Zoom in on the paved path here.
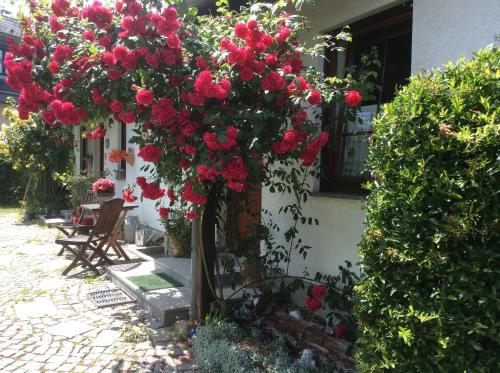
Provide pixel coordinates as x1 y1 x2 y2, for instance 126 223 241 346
0 211 192 373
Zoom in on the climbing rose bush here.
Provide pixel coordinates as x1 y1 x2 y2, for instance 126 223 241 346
6 0 360 219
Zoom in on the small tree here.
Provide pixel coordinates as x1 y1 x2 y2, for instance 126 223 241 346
1 101 73 213
356 47 499 372
6 0 364 316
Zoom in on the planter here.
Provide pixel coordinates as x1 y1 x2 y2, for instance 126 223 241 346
95 191 115 203
171 237 185 257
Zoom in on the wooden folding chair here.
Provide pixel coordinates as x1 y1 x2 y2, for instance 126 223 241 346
54 190 97 256
56 198 125 276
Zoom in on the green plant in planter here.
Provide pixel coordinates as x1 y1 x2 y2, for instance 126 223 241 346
355 47 500 372
165 211 192 257
63 174 95 209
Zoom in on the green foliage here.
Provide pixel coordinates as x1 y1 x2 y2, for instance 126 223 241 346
192 320 337 372
63 174 95 208
0 157 24 203
164 210 192 257
355 47 500 372
1 101 74 214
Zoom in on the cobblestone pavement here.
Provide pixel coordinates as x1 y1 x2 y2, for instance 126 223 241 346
0 211 193 373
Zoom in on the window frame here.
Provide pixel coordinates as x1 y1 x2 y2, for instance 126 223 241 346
320 3 413 195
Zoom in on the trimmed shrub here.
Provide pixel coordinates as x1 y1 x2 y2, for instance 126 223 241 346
355 47 500 372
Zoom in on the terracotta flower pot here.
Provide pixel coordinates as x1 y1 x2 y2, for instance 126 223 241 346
171 237 185 257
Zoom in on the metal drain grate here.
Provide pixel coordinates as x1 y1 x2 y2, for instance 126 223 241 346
87 288 134 308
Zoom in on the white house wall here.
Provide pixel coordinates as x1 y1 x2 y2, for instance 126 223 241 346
411 0 500 73
102 122 165 231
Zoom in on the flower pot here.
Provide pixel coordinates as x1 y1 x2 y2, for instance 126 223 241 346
95 191 115 203
171 237 185 257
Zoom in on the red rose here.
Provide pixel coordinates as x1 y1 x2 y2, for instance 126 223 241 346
110 100 123 113
305 296 323 312
312 284 327 299
118 111 136 123
334 324 348 339
138 144 162 163
122 189 138 203
82 31 96 42
166 188 177 201
307 90 322 105
239 67 254 82
265 53 278 65
102 52 116 66
344 90 362 108
49 60 60 74
136 177 147 187
166 34 181 49
261 71 286 91
234 23 248 39
159 207 170 219
135 89 154 106
186 211 199 220
108 70 122 80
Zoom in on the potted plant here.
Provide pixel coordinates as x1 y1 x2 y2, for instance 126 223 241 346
92 178 115 202
162 210 191 257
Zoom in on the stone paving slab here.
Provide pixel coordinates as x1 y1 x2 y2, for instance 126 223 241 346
14 297 59 319
0 211 193 372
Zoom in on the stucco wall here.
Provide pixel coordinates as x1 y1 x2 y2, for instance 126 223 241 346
102 123 165 231
264 0 404 279
411 0 500 73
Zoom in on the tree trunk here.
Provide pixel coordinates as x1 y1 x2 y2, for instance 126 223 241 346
195 187 217 319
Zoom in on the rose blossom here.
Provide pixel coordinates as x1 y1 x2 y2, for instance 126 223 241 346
344 90 362 107
135 89 154 106
138 144 162 162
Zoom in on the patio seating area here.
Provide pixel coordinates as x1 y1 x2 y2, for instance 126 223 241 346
0 209 193 372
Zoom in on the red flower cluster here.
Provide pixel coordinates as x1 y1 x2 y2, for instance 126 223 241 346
151 97 177 125
150 7 181 37
194 70 231 100
261 71 286 91
203 127 238 151
136 177 165 200
305 284 327 313
82 1 113 29
272 129 306 155
299 132 330 166
87 127 107 139
108 148 127 163
138 144 162 163
49 99 87 125
122 188 138 202
92 178 115 193
159 207 170 218
182 181 207 205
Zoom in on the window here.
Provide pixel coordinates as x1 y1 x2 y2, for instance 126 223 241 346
0 47 6 75
321 3 412 194
119 121 127 176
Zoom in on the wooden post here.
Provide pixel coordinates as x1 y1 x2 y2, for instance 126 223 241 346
189 219 198 320
194 187 217 319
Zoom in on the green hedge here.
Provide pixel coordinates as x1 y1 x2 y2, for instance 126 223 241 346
355 47 499 372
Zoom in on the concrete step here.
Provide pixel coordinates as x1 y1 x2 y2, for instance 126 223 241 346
107 259 246 326
106 261 189 327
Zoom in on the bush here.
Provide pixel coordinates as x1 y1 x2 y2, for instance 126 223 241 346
355 47 499 372
191 320 337 372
